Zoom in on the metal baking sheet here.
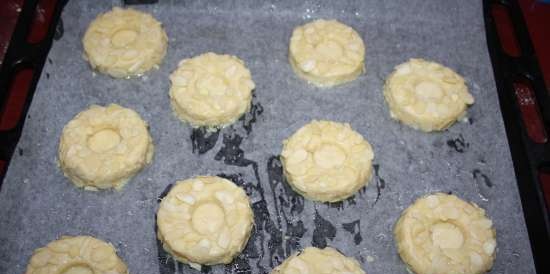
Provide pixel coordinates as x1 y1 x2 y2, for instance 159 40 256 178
0 0 536 273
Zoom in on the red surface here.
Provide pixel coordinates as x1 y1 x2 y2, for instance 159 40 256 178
0 0 24 66
27 0 58 43
0 68 34 131
0 0 58 132
491 4 522 57
513 78 548 143
520 0 550 91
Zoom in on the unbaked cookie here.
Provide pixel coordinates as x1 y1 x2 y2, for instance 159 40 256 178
394 193 496 274
289 19 365 87
281 120 374 202
83 7 168 78
271 247 366 274
25 235 128 274
384 59 474 132
156 176 254 269
58 104 154 191
169 52 255 128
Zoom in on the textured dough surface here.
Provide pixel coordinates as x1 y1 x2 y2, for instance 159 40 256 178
289 19 365 87
58 104 154 191
384 58 474 132
394 193 497 274
169 52 255 128
281 120 374 202
271 247 366 274
25 235 128 274
83 7 168 78
157 176 254 268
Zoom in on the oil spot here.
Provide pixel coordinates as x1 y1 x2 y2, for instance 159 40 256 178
240 94 264 135
342 220 363 245
18 148 23 156
54 18 64 41
473 169 493 188
190 127 220 154
217 173 282 271
326 195 357 210
46 73 50 79
155 213 181 274
47 58 52 65
447 134 469 153
157 184 173 202
472 169 493 201
373 164 386 205
224 256 252 274
267 156 305 255
312 209 336 248
285 220 306 252
215 133 256 167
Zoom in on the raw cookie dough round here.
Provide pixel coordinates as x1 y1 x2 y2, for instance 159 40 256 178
58 104 154 191
25 235 128 274
289 19 365 87
156 176 254 269
384 58 474 132
394 193 497 274
83 7 168 78
169 52 255 128
271 247 366 274
281 120 374 202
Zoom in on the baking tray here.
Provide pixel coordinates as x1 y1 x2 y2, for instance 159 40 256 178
0 1 537 273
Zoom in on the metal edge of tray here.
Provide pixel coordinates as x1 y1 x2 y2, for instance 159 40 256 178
0 0 68 187
483 0 550 273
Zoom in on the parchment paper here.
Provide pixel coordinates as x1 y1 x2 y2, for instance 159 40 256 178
0 1 536 273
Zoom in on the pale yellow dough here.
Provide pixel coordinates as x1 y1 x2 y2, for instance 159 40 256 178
58 104 154 191
169 52 255 128
271 247 366 274
384 59 474 132
394 193 497 274
156 176 254 269
25 235 128 274
289 19 365 87
281 120 374 202
83 7 168 78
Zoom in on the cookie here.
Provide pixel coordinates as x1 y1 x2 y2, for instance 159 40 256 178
58 104 154 190
394 193 496 274
271 247 366 274
156 176 254 269
83 7 168 78
25 235 128 274
384 59 474 132
289 19 365 87
281 120 374 202
169 53 255 128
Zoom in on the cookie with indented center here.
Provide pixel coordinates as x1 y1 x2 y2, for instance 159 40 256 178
25 235 128 274
156 176 254 270
384 59 474 132
394 193 496 274
271 247 366 274
58 104 154 191
289 19 365 87
169 52 255 128
83 7 168 78
281 120 374 202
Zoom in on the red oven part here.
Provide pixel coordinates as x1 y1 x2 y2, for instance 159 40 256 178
0 0 24 66
520 0 550 91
